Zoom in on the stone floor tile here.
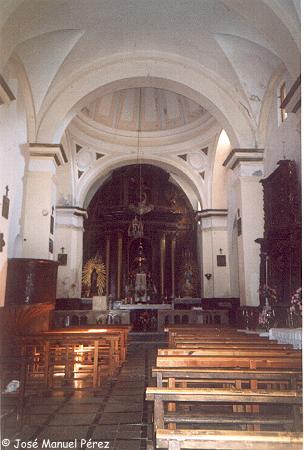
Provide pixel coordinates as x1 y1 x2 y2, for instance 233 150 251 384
27 404 60 415
48 413 96 426
67 396 105 404
60 403 101 413
104 403 143 413
98 412 142 425
92 424 118 439
117 424 142 438
24 414 50 426
113 439 142 450
36 425 89 440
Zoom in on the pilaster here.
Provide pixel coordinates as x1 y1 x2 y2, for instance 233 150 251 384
55 206 87 298
224 149 264 306
22 144 65 259
197 209 231 298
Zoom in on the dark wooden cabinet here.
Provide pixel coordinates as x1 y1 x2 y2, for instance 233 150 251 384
257 160 301 305
5 258 59 305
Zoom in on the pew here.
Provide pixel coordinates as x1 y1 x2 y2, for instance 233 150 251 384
155 429 303 449
156 355 302 369
20 327 130 392
146 387 302 431
152 367 302 391
158 348 300 357
148 326 303 448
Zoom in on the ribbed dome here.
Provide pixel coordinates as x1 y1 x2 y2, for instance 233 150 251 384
82 87 208 132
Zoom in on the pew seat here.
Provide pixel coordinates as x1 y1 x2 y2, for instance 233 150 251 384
156 429 303 449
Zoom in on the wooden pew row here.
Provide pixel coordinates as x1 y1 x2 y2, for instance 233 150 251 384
146 387 302 431
164 326 260 345
46 325 132 363
152 367 302 391
156 355 302 370
149 326 303 447
158 348 300 358
170 337 281 348
20 329 129 393
173 342 293 349
155 429 303 450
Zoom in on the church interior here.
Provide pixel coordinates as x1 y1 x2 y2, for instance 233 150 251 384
0 1 302 449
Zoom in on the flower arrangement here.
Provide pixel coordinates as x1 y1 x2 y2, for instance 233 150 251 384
258 284 277 306
259 308 271 328
290 287 302 316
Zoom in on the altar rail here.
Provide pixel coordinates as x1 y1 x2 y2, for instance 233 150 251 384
157 309 229 331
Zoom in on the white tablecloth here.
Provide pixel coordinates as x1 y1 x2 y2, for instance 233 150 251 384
269 328 302 349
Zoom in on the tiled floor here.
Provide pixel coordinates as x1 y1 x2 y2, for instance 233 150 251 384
1 338 164 450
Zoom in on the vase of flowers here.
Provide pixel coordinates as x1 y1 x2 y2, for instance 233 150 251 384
289 287 302 328
258 285 277 331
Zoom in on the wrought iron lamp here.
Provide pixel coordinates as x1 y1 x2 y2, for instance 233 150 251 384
128 87 153 238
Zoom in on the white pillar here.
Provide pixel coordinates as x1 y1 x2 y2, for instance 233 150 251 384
55 207 87 298
198 210 231 298
224 149 264 306
21 144 65 259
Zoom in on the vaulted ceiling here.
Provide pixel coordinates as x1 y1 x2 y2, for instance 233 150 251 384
1 0 300 144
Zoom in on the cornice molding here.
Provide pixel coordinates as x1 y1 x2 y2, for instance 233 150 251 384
223 149 264 170
28 143 66 166
196 209 228 220
56 206 88 219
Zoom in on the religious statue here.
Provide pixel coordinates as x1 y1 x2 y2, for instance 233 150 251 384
179 260 198 297
82 255 106 297
89 268 98 297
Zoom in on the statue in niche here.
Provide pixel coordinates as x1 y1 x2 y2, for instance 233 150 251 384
82 255 106 298
89 268 98 297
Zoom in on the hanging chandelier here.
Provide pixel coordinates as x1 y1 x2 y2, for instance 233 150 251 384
128 88 153 238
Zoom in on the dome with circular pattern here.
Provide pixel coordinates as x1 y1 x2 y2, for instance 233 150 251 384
81 87 210 132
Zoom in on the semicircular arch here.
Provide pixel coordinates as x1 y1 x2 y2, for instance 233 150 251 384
37 52 257 149
77 154 206 210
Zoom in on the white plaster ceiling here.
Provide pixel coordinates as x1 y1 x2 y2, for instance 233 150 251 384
81 87 208 132
1 0 300 135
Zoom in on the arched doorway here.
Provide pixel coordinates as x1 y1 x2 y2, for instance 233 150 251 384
83 164 200 302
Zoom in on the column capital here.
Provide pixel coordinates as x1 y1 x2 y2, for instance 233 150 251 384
56 206 87 218
56 206 87 230
28 143 67 166
196 209 228 231
223 148 264 175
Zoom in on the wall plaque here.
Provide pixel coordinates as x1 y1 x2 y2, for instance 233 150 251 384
217 254 227 267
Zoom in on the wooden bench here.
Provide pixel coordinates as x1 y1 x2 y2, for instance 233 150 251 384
152 367 302 391
20 329 125 392
146 387 302 431
155 429 303 449
158 348 300 358
156 354 302 370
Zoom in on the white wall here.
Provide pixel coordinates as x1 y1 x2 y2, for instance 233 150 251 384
0 69 27 306
263 72 301 178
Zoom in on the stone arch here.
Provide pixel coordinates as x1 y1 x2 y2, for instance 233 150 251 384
77 154 206 210
36 52 257 148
